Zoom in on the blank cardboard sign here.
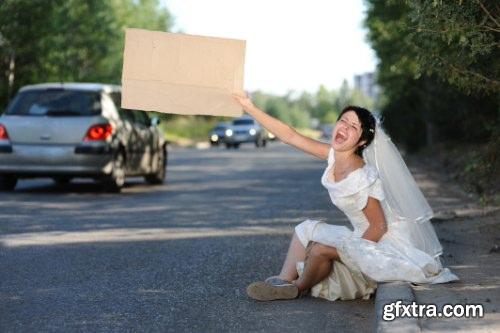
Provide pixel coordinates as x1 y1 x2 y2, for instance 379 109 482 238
121 28 246 117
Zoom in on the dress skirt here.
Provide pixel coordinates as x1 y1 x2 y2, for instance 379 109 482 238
294 219 377 301
294 218 458 302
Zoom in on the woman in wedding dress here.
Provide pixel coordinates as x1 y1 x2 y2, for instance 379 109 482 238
232 93 459 302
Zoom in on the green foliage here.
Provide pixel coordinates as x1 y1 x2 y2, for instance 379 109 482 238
312 85 336 120
407 0 499 95
288 104 311 128
159 115 224 142
364 0 499 151
0 0 172 110
265 96 292 124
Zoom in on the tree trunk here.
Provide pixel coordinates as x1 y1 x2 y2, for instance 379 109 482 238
425 120 435 146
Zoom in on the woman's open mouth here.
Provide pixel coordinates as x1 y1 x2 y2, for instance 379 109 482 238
334 131 348 144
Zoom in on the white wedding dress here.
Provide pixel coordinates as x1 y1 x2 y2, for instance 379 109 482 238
294 147 459 301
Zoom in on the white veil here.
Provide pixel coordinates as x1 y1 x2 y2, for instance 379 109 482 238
362 118 443 258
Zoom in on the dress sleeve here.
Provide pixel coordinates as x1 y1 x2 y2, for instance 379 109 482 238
356 166 385 211
368 178 385 201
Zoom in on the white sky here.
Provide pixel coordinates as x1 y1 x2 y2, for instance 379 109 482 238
162 0 377 95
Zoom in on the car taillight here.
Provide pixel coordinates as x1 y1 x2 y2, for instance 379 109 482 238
83 124 113 141
0 124 9 140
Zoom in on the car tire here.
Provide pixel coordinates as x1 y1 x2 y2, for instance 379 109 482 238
225 143 232 149
233 143 240 149
255 138 266 148
102 151 125 193
145 145 167 185
53 176 72 185
0 175 17 191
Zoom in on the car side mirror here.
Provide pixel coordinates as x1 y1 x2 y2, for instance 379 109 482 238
150 117 161 127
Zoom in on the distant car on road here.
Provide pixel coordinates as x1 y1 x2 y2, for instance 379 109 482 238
320 124 333 143
208 122 231 146
0 82 167 192
224 115 267 149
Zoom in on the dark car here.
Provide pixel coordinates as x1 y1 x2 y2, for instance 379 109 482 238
209 122 231 146
224 115 268 149
0 82 167 192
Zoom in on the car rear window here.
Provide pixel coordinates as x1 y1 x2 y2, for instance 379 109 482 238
232 119 254 125
5 89 101 116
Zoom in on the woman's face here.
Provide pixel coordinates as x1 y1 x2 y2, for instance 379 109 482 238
331 111 364 152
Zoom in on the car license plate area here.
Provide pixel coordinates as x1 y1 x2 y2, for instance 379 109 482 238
234 135 246 141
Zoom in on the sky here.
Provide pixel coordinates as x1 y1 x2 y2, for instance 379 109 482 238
162 0 377 95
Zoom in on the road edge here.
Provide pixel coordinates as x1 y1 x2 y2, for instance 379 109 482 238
374 282 421 333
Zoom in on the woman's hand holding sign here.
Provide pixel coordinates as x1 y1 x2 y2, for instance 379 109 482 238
232 92 255 112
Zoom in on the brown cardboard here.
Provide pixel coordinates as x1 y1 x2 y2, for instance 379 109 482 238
121 28 246 117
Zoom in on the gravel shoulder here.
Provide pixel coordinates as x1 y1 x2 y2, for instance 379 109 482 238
405 154 500 332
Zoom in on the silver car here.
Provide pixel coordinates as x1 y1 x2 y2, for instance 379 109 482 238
224 115 268 149
0 83 167 192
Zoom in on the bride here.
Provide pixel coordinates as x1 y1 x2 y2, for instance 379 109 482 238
232 93 459 301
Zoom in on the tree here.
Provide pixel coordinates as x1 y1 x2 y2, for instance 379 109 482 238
0 0 172 110
408 0 499 95
311 84 335 121
265 96 292 125
289 104 311 128
364 0 499 150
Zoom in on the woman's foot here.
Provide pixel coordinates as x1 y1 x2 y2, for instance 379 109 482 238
246 279 299 301
264 276 293 285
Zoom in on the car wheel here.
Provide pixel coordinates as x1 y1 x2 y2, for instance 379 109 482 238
225 143 232 149
255 138 266 148
53 176 72 185
145 145 167 185
102 151 125 193
233 143 240 149
0 175 17 191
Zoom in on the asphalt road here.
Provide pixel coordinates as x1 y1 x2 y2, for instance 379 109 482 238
0 141 374 332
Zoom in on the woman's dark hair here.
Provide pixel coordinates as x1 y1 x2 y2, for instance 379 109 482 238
337 105 376 157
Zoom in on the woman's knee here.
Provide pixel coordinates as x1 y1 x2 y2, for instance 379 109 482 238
294 219 320 249
307 243 338 260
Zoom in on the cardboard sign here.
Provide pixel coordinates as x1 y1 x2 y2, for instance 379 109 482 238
121 28 246 117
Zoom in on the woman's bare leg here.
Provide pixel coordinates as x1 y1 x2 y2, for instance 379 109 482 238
277 232 307 282
293 243 340 292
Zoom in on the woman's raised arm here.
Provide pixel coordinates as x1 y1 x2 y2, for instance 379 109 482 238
232 93 330 160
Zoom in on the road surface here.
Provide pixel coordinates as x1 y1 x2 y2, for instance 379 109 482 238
0 142 373 332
